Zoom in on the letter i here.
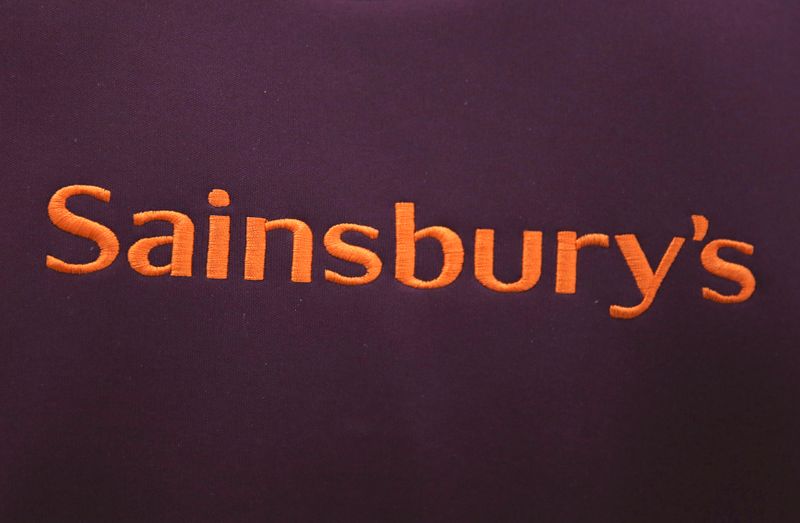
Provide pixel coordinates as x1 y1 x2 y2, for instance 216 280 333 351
206 188 230 279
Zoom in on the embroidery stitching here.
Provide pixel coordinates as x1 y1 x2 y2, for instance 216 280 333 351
324 223 382 286
206 189 231 279
610 235 685 319
395 202 464 289
474 229 542 292
691 214 709 242
244 217 313 282
46 185 119 274
45 186 759 319
129 211 195 277
555 232 609 294
701 239 756 304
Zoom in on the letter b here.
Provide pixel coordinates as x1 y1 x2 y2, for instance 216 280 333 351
395 202 464 288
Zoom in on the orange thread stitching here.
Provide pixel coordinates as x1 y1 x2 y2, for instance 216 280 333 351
555 232 609 294
46 185 120 274
207 188 230 207
324 223 382 285
244 217 266 280
609 234 684 319
395 202 464 289
207 216 230 279
45 191 759 319
691 215 709 241
127 236 173 276
474 229 542 292
244 217 313 282
701 239 755 303
128 211 195 277
206 189 231 279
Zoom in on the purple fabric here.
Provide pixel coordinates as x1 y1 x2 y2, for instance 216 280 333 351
2 1 799 520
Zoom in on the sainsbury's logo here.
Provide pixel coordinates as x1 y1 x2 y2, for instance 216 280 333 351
45 185 756 320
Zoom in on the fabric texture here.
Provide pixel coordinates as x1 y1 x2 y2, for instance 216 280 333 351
1 1 799 521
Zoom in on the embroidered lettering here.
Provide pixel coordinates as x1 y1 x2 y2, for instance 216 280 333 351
46 185 119 274
324 223 382 286
44 186 758 319
395 202 464 289
474 229 542 292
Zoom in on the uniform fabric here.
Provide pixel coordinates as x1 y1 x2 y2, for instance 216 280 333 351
2 1 799 521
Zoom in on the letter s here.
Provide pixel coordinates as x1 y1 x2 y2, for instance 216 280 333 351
46 185 119 274
700 239 755 304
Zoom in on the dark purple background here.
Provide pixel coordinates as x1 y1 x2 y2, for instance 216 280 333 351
2 1 799 521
